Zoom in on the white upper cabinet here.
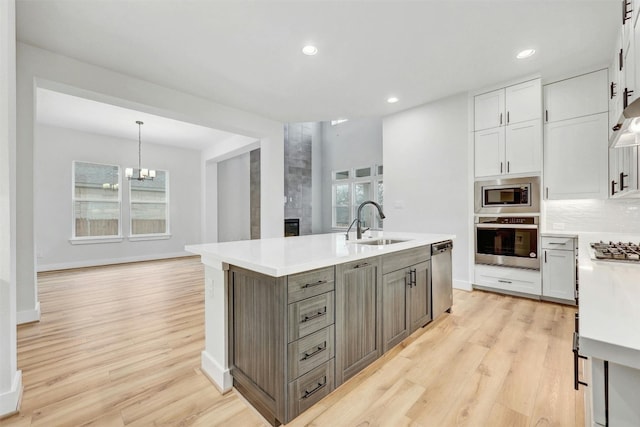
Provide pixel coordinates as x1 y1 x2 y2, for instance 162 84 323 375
474 127 505 177
544 113 609 200
505 80 542 125
474 89 505 131
505 119 542 175
474 78 542 178
474 79 541 131
543 69 608 123
609 28 624 136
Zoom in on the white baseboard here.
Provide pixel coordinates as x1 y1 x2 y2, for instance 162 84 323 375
453 279 472 291
17 302 40 325
0 371 22 418
36 252 193 272
201 350 232 394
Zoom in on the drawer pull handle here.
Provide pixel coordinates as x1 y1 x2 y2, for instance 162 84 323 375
353 262 370 269
302 376 327 399
498 279 512 284
301 342 327 361
302 280 328 289
301 308 327 323
547 242 566 245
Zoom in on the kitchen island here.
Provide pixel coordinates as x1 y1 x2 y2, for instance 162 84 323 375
186 231 454 425
577 233 640 426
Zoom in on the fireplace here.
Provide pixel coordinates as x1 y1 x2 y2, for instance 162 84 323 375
284 218 300 237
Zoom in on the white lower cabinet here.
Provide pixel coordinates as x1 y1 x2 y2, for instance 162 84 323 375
588 357 640 426
474 264 541 296
541 236 577 304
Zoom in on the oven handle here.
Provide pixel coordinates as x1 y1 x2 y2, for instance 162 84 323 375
475 224 538 229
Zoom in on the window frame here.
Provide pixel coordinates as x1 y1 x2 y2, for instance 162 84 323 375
331 163 383 231
128 169 171 240
70 160 123 244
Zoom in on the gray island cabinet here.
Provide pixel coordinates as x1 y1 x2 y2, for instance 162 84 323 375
185 232 455 426
229 245 433 425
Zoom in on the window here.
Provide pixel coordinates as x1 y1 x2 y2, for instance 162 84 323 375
332 164 383 230
72 161 121 239
129 170 169 236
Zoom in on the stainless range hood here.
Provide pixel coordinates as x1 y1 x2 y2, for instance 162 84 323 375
610 97 640 148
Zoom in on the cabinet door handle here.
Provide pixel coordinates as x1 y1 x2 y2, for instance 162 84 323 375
620 48 624 71
544 250 547 263
545 187 549 199
499 112 503 125
301 307 327 323
302 280 328 289
612 180 619 195
500 162 503 174
507 161 510 173
302 376 327 399
573 332 588 390
611 81 617 99
545 109 548 122
301 342 327 361
623 0 632 24
411 268 417 287
624 87 634 108
621 172 629 190
506 111 510 124
498 279 512 284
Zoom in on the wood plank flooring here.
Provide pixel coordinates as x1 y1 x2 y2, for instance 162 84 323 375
1 257 584 426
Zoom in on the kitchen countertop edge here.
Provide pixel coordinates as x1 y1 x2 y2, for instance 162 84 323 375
186 232 455 277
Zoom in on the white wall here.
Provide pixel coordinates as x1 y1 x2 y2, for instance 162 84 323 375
383 93 471 290
217 153 250 242
0 0 22 416
544 198 640 233
320 117 383 232
34 124 201 271
16 43 283 322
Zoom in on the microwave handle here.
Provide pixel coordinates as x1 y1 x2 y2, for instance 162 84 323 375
475 223 538 229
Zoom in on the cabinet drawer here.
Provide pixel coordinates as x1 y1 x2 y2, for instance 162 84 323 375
382 246 430 275
288 359 335 419
541 236 576 251
288 292 334 343
288 267 335 303
288 326 334 381
474 265 541 296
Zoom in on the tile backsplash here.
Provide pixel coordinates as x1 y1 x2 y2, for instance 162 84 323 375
543 198 640 233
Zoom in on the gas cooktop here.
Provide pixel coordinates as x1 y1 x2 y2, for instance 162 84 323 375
590 241 640 262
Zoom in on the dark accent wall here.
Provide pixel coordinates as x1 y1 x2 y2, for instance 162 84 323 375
250 148 261 239
284 123 312 235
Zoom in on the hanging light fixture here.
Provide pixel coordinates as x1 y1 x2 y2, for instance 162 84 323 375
125 120 156 181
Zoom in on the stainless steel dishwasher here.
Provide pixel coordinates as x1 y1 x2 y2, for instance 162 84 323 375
431 240 453 320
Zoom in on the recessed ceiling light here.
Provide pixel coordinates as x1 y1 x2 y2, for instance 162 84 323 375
302 45 318 56
516 49 536 59
387 97 399 104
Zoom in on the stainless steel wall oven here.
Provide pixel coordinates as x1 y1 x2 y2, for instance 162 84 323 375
475 216 540 270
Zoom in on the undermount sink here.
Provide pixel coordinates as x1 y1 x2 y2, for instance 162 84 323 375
353 238 410 246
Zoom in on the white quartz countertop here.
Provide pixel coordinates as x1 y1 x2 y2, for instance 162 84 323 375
578 232 640 369
186 231 455 277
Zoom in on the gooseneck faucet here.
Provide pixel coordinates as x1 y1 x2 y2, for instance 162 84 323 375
345 200 386 240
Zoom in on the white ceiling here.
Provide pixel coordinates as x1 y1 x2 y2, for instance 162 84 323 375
36 88 243 150
18 1 619 123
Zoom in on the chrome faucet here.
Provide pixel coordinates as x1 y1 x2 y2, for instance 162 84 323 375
345 200 386 240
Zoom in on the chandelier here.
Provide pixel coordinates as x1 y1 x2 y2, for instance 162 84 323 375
125 120 156 181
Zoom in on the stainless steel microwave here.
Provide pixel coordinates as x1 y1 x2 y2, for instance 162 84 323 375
474 176 540 214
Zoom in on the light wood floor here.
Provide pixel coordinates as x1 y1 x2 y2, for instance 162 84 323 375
2 257 584 426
